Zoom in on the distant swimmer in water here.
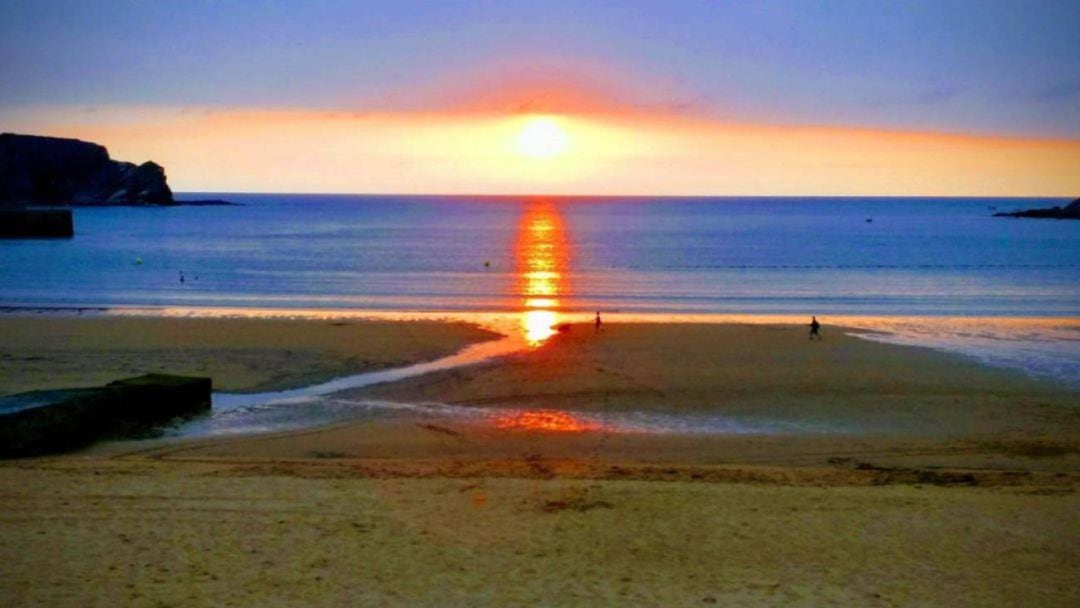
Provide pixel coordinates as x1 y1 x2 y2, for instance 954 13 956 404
595 311 602 334
809 316 822 340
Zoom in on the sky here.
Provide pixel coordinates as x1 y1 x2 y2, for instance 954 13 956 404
1 0 1078 195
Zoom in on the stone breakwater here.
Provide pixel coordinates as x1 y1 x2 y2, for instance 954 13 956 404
0 374 211 457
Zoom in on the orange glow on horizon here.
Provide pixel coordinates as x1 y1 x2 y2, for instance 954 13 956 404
492 409 601 432
514 201 571 346
5 103 1078 196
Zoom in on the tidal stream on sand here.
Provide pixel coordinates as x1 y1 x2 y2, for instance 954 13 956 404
160 310 1077 440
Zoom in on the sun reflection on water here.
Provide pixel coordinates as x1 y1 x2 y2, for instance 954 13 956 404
514 201 571 346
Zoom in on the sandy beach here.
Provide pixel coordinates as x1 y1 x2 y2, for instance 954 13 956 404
1 316 1078 606
0 315 499 395
2 458 1076 607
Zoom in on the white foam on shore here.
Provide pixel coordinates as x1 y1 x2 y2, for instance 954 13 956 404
835 317 1080 387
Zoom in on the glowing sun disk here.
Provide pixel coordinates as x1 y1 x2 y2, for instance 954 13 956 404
515 117 569 158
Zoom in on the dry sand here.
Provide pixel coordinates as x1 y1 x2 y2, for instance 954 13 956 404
1 458 1076 607
1 318 1078 606
0 315 498 395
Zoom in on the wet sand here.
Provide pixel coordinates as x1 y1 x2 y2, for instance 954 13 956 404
160 322 1078 472
0 315 499 395
2 318 1078 606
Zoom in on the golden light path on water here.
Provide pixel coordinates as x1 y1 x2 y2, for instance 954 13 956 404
502 202 605 431
514 200 571 347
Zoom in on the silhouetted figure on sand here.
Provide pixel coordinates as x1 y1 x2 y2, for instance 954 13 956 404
809 316 822 340
595 311 602 334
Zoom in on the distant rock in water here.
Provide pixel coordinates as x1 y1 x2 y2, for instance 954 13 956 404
994 198 1080 220
173 198 241 206
0 132 175 206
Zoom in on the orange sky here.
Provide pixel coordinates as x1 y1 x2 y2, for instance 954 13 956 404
4 2 1079 196
6 104 1079 196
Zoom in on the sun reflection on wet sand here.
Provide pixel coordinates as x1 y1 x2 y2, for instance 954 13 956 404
492 409 602 432
522 309 559 345
514 200 571 346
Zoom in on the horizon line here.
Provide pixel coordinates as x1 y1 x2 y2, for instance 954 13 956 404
174 191 1076 200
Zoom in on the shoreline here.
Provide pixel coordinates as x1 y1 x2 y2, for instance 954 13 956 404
6 301 1079 323
3 303 1078 384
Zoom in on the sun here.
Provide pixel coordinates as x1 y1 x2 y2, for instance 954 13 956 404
515 116 570 158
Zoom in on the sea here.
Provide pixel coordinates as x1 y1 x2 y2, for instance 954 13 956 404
2 194 1079 392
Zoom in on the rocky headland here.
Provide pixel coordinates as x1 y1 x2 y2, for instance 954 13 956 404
994 198 1080 220
0 133 233 207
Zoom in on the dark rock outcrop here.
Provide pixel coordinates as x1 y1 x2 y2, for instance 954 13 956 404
0 374 211 457
0 209 74 238
994 198 1080 220
0 132 174 206
173 198 241 206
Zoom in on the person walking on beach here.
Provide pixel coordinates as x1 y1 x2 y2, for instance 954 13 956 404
595 311 602 334
809 316 822 340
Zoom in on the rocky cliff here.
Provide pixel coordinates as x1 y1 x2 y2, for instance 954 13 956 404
0 133 174 206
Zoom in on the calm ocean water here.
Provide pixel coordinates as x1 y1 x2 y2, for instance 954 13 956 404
2 194 1078 384
1 194 1078 315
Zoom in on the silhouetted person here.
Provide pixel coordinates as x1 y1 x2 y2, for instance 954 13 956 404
809 316 821 340
595 311 602 334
